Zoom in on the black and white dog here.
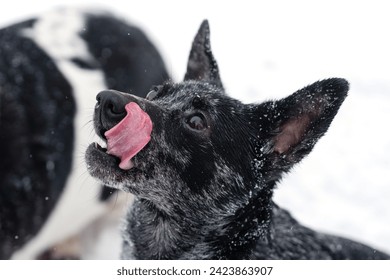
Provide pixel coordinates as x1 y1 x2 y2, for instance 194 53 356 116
86 21 390 259
0 8 168 259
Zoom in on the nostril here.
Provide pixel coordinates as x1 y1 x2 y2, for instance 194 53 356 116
96 90 129 122
107 102 123 115
107 102 114 112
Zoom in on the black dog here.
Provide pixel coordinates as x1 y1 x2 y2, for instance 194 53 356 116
86 20 389 259
0 8 168 259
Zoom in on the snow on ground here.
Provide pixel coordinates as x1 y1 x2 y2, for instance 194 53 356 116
1 0 389 254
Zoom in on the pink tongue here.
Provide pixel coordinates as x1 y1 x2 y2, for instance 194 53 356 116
104 102 153 170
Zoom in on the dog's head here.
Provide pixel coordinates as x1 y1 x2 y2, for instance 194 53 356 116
86 20 348 218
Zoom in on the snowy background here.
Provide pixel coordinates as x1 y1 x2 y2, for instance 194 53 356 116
1 0 389 254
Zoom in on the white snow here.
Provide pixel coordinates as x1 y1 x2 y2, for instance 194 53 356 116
1 0 389 255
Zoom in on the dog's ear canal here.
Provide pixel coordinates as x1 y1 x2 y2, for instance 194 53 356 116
184 20 223 88
252 78 349 167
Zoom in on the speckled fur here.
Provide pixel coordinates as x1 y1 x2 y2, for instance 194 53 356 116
86 21 389 259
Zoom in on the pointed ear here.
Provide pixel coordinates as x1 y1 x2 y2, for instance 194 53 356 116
252 78 349 169
184 20 223 88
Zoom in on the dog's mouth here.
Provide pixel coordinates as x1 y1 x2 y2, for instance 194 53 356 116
91 102 153 171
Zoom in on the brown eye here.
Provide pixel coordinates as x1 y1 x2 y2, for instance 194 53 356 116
187 114 207 130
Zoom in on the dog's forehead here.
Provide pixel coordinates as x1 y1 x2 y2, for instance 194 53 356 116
155 81 224 108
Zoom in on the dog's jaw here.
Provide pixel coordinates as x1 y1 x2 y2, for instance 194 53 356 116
85 143 141 192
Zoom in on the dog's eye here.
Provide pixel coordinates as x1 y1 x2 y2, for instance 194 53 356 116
187 114 207 131
146 85 163 101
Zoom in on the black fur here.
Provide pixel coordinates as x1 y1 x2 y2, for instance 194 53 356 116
0 10 168 259
86 20 389 259
0 19 74 257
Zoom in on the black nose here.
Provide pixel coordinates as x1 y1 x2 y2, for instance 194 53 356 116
96 90 129 124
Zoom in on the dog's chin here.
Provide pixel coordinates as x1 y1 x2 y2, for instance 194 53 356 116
85 142 141 191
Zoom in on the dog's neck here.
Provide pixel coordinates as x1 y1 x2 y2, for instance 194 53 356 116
123 181 273 260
